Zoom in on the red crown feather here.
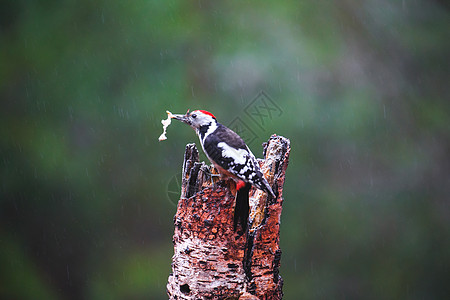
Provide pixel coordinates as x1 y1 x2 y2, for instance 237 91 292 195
194 110 216 119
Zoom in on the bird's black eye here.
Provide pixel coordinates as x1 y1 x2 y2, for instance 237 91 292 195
192 114 197 119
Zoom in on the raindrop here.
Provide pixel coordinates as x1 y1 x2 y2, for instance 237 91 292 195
68 106 74 121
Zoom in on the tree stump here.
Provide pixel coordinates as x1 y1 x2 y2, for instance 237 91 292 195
167 135 290 299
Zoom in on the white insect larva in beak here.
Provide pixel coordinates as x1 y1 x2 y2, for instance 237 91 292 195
158 110 174 141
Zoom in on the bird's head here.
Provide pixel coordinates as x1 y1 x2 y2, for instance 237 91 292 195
172 109 216 130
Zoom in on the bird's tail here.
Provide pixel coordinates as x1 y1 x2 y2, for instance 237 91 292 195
234 182 251 234
254 177 276 199
264 180 276 198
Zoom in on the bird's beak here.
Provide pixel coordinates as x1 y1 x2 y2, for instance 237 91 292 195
172 110 190 125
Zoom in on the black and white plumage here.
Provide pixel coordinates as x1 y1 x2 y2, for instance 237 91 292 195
173 109 275 232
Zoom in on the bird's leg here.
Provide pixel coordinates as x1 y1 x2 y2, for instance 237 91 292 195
208 165 222 188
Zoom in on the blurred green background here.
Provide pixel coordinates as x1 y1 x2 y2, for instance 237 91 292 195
1 0 449 299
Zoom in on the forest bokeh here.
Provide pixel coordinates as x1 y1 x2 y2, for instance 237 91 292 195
1 1 449 299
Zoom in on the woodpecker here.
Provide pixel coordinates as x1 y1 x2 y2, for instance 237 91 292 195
172 109 275 232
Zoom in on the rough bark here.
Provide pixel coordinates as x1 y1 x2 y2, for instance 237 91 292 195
167 135 290 299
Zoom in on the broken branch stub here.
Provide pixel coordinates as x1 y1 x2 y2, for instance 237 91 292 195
167 135 290 299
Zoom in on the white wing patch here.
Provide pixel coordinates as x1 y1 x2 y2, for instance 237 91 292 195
217 142 248 165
